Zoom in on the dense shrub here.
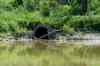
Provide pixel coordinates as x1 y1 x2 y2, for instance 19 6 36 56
63 25 74 33
68 16 100 32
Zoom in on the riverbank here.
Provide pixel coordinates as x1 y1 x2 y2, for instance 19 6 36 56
0 32 100 40
0 32 100 46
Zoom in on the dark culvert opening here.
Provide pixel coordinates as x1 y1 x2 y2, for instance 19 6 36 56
34 25 49 39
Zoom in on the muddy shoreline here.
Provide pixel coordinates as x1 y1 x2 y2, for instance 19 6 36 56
0 32 100 45
0 32 100 40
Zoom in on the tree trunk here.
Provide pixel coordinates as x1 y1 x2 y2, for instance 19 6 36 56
80 0 88 15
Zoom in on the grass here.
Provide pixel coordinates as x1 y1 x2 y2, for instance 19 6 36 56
0 41 99 66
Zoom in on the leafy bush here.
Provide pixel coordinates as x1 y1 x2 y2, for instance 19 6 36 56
68 16 100 32
63 25 74 34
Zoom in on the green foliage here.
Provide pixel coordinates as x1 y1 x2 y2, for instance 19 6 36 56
89 0 100 15
12 0 23 7
68 16 100 32
0 21 9 32
23 0 35 11
0 0 100 33
70 0 81 15
63 25 74 33
39 0 50 16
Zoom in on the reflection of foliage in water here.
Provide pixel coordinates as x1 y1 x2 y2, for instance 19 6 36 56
0 42 99 66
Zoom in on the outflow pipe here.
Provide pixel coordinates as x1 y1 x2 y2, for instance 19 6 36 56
33 25 62 40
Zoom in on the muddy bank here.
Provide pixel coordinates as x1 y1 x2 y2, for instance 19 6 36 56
0 32 100 46
0 32 100 40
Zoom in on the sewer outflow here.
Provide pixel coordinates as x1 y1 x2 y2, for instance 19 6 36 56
33 25 57 40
